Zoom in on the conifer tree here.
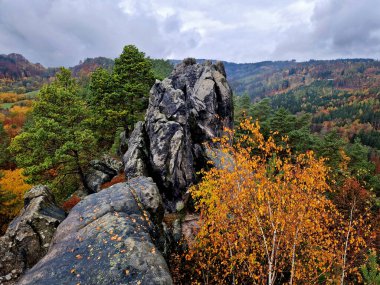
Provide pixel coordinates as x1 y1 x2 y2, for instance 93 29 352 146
10 68 97 195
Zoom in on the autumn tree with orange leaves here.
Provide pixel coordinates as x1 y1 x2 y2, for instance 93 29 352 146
187 119 371 285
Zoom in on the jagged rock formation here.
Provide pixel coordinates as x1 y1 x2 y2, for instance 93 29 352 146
123 59 233 207
18 177 173 285
6 59 233 285
0 186 65 285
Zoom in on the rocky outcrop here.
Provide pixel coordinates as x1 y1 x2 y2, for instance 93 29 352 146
123 59 233 207
5 59 233 285
0 53 46 80
18 177 173 285
85 155 123 193
0 186 65 285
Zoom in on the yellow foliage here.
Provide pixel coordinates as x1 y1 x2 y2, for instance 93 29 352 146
9 105 31 115
0 93 19 103
0 169 31 218
186 119 369 284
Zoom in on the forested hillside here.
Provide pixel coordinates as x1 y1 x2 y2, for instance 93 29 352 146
232 60 380 275
0 53 379 284
0 53 173 94
0 50 173 235
227 59 380 99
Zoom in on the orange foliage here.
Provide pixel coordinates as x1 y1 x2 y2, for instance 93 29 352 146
0 93 19 103
2 105 30 138
186 119 370 284
9 105 30 115
62 195 81 212
100 173 126 189
337 120 374 140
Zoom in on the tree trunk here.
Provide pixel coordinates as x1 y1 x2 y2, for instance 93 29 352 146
73 150 95 194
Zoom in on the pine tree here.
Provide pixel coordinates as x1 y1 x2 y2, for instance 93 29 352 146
10 68 97 195
89 45 155 149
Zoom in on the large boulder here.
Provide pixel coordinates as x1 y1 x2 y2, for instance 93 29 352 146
17 177 173 285
124 59 233 207
0 186 65 285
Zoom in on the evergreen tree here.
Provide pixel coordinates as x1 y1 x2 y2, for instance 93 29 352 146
234 93 251 124
0 122 10 168
345 138 375 181
360 251 380 285
269 107 296 135
150 58 173 80
10 68 97 196
315 131 346 176
89 45 155 149
113 45 155 132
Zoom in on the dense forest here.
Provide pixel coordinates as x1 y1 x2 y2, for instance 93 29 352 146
0 51 379 284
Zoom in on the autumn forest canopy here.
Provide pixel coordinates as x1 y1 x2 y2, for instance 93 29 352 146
0 46 379 284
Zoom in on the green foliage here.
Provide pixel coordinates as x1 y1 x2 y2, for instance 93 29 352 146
0 123 11 168
249 97 271 122
10 68 97 195
269 107 296 135
87 67 114 148
150 58 173 80
110 127 125 156
345 138 375 180
233 93 251 126
360 251 380 285
236 98 319 153
88 45 155 150
227 58 380 101
315 131 346 172
357 130 380 149
0 185 16 208
236 96 380 201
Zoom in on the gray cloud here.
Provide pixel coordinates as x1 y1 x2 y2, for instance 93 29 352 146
0 0 379 66
0 0 201 66
273 0 380 60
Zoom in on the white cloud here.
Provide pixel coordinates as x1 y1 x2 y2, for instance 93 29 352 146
0 0 379 66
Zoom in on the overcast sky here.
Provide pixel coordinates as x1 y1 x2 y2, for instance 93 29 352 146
0 0 379 66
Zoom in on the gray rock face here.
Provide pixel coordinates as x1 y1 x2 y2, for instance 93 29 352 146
124 59 233 206
85 154 123 193
18 177 173 285
0 186 65 285
124 122 149 179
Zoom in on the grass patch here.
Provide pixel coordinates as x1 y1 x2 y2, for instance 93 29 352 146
24 90 39 98
1 102 15 109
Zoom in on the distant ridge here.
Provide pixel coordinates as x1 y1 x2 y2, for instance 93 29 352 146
0 53 46 80
1 53 380 96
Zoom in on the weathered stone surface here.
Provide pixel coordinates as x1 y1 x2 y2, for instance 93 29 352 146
123 59 233 207
118 130 128 156
17 177 173 285
0 186 65 285
123 122 149 179
85 155 123 193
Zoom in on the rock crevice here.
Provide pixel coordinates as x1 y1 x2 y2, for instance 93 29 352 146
123 59 233 209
